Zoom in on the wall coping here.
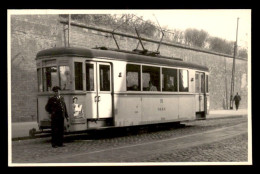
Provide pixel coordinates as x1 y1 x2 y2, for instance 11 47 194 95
60 19 248 62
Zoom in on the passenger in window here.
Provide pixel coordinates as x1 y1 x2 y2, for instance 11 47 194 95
165 83 174 91
148 81 158 91
132 85 138 91
62 84 66 90
165 78 174 91
72 96 84 117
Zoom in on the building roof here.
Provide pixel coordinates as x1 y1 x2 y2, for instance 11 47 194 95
36 47 209 72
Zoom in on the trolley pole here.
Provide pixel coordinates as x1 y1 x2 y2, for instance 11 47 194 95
230 17 239 109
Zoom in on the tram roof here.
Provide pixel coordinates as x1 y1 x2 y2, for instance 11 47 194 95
36 47 209 72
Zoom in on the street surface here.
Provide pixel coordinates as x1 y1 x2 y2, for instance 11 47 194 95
11 116 248 164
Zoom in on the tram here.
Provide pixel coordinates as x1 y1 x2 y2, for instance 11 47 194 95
35 46 209 133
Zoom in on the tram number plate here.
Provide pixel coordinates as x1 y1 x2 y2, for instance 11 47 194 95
159 99 165 111
158 107 166 111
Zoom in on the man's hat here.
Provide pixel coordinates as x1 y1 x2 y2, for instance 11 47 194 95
52 86 61 92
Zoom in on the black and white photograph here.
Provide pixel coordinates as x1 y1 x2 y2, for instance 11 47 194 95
8 9 251 166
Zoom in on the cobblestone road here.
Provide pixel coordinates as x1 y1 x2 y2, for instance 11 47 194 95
11 116 249 165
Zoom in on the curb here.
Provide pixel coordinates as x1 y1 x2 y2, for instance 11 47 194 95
206 114 247 120
12 133 51 141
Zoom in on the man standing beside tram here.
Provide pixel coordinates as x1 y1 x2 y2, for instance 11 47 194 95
45 86 69 148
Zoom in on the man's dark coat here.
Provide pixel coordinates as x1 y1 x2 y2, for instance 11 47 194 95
45 95 68 146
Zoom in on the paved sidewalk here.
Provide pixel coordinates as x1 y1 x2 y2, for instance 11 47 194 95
11 109 249 139
11 122 39 139
207 109 248 119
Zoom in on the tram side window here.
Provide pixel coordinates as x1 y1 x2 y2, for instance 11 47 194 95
126 64 141 91
206 75 209 93
86 63 94 91
43 67 59 91
162 68 177 92
179 69 189 92
195 73 200 93
201 73 205 93
99 65 110 91
74 62 83 90
37 68 43 92
142 65 160 91
59 66 71 90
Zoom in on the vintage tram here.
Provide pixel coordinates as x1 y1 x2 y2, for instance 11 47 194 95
35 46 209 133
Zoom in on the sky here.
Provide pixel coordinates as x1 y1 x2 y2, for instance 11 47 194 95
137 10 251 48
9 9 251 48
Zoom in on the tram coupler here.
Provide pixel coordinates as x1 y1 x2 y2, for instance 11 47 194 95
29 128 51 138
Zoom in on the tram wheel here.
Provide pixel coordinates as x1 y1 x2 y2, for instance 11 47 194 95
29 128 36 137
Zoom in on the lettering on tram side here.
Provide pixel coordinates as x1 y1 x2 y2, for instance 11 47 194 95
157 107 166 111
135 105 139 114
158 99 165 111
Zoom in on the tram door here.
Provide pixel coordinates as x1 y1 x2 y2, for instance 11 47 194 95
86 62 112 119
195 72 205 113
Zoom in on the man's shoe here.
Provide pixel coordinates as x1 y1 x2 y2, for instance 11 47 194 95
58 144 65 147
52 145 58 148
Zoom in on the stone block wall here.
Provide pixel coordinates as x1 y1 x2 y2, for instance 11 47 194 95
11 15 63 122
10 15 248 122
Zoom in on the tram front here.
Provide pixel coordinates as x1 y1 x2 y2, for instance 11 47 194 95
36 53 89 132
35 47 114 133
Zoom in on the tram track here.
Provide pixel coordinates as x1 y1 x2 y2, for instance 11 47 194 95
33 122 248 163
11 116 248 163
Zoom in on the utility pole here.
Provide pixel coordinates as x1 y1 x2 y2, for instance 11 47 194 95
225 57 228 109
230 17 239 109
68 14 71 47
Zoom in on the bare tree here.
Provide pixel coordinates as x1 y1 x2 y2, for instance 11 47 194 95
172 29 184 44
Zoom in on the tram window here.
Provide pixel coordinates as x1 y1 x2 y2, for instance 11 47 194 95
179 69 189 92
59 66 71 90
162 68 177 92
126 64 140 91
142 65 160 91
43 66 58 91
37 68 43 92
206 75 209 93
74 62 83 90
99 65 110 91
86 63 94 91
201 73 205 93
195 73 200 93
